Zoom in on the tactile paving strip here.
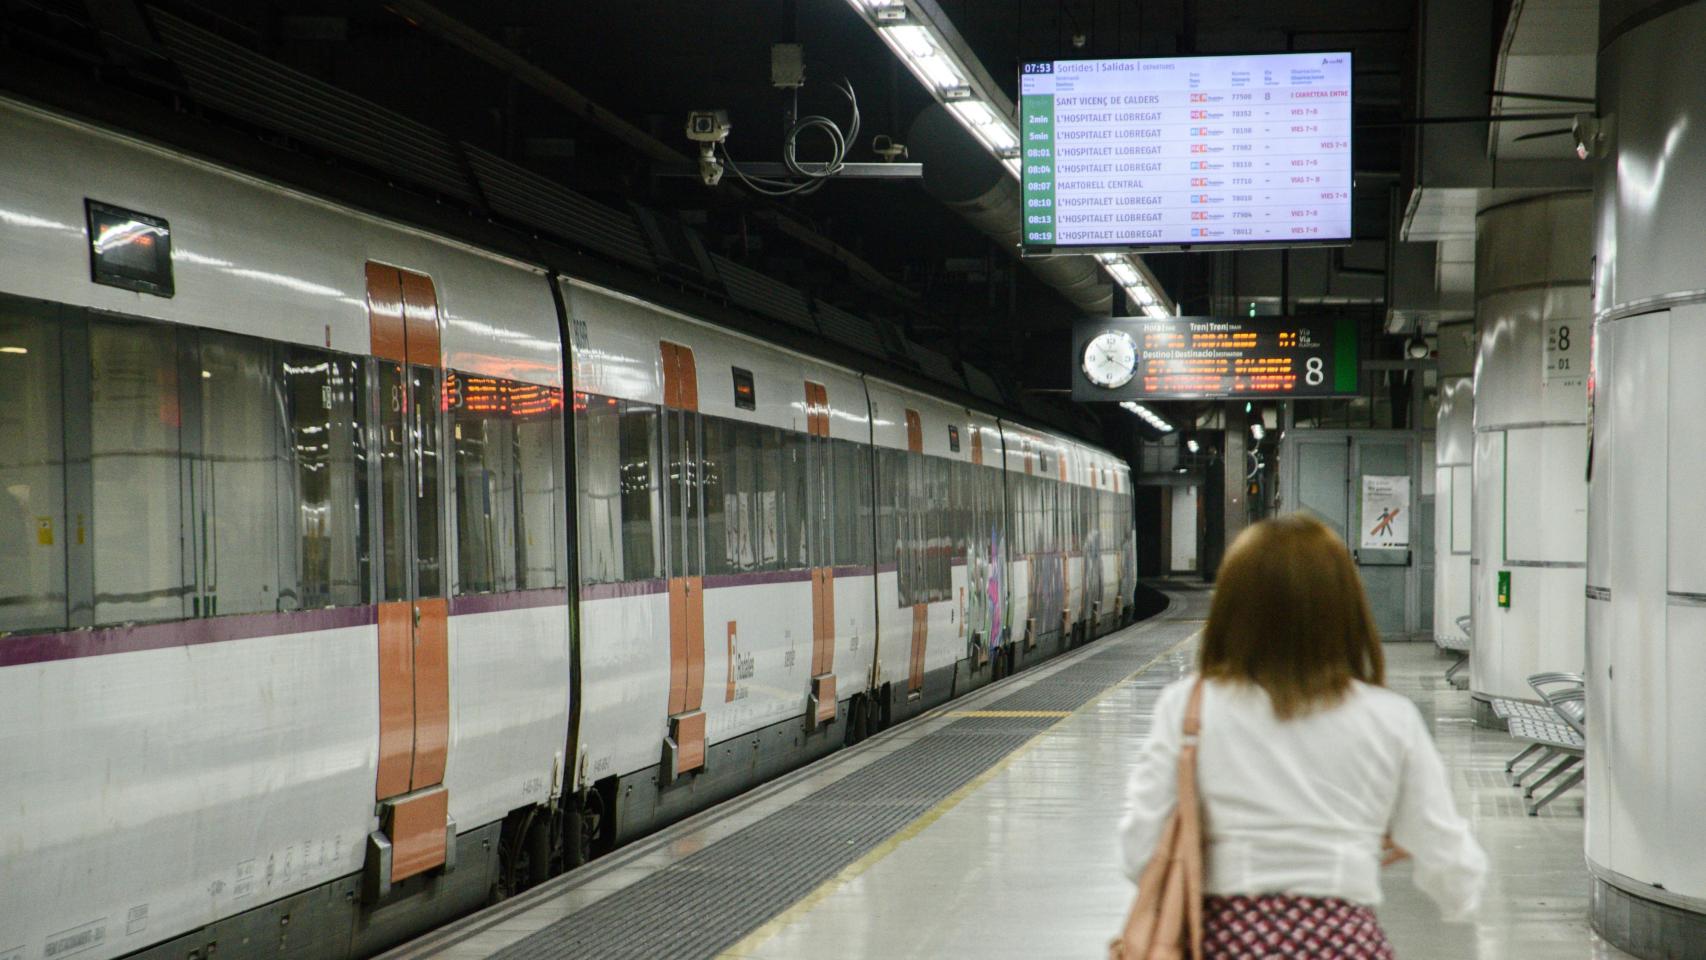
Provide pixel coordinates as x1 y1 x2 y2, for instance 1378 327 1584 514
488 610 1196 960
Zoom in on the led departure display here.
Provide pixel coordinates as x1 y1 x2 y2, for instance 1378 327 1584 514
1019 51 1353 252
1070 316 1360 401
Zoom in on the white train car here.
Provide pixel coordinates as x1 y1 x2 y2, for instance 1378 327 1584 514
0 97 571 958
862 378 1007 721
562 278 881 840
0 92 1138 960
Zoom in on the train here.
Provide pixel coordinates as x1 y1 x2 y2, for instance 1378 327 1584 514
0 95 1137 960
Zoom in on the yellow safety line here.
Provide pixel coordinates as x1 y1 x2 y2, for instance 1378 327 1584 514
716 630 1199 959
947 709 1073 718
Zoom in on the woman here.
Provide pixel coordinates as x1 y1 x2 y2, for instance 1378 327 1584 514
1118 515 1486 957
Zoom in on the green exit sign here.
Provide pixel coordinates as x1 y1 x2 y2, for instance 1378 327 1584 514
1497 570 1511 608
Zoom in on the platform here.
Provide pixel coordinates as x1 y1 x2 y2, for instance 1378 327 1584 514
384 590 1632 960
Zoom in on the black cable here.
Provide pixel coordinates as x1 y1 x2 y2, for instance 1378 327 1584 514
723 78 860 197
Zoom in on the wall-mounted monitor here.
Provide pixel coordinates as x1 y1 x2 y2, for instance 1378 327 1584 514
1071 316 1361 401
1019 52 1353 253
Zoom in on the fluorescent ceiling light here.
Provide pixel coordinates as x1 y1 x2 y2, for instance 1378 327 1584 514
947 99 1018 153
853 1 1175 316
1120 400 1174 432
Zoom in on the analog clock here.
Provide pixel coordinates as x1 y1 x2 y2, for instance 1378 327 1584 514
1082 330 1139 389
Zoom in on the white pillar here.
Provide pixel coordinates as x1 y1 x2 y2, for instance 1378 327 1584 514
1587 3 1706 950
1468 192 1590 722
1433 320 1473 653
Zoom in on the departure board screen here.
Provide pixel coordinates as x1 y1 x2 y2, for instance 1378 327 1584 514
1070 316 1361 401
1020 52 1353 252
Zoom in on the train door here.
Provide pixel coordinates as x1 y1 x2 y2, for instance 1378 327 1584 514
660 341 706 782
904 408 926 695
804 381 836 725
364 262 452 892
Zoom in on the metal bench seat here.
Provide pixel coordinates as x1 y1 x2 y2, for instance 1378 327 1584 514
1436 615 1472 684
1492 698 1556 723
1505 687 1587 815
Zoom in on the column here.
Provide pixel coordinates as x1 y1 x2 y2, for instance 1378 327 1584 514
1587 4 1706 952
1468 192 1590 726
1433 320 1473 663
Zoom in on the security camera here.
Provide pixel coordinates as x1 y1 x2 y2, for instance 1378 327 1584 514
685 110 731 144
685 110 732 187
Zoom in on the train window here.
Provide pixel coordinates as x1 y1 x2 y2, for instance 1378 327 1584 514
0 303 68 633
731 367 756 410
831 439 867 567
413 367 446 598
377 362 410 601
876 447 899 576
948 425 960 453
195 332 285 616
89 320 190 624
755 425 783 571
283 348 367 608
702 416 731 575
451 375 565 594
574 394 659 585
782 430 808 570
664 409 703 577
86 200 173 297
514 386 565 589
618 402 659 581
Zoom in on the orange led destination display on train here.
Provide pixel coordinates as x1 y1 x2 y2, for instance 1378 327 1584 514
1071 316 1360 401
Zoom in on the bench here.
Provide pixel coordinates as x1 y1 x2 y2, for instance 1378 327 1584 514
1498 675 1586 815
1436 615 1471 684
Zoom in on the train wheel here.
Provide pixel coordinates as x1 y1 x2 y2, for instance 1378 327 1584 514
496 809 553 899
567 788 606 868
847 695 870 745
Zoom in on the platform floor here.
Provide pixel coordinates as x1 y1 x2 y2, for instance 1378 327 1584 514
386 590 1633 959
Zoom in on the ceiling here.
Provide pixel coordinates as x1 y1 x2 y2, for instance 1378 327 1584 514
4 0 1543 443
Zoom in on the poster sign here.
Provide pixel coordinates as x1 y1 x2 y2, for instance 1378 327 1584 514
1360 475 1410 550
1544 315 1584 383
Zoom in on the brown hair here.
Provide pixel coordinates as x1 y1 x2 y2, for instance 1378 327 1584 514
1200 514 1384 719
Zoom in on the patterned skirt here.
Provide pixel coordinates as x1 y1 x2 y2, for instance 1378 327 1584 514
1202 894 1394 959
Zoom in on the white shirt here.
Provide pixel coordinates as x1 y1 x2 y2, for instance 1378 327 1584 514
1117 676 1487 921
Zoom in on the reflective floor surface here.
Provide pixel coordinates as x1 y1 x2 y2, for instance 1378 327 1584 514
722 640 1634 960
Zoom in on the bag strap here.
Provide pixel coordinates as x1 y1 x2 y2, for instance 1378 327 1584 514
1182 677 1206 739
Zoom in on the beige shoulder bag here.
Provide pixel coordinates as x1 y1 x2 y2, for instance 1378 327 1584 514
1109 678 1206 960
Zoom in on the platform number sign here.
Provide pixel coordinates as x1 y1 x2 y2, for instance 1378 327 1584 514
1544 316 1583 384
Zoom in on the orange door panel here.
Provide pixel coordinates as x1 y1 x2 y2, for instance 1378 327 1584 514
910 604 928 693
410 597 450 790
376 601 416 800
365 263 407 364
387 786 448 883
683 577 705 713
668 578 689 716
661 341 699 412
672 711 706 773
725 621 739 703
818 569 836 676
399 270 442 368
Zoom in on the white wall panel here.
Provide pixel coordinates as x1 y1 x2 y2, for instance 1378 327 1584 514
1602 310 1670 886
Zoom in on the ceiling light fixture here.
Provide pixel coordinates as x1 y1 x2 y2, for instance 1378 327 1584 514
846 1 1175 317
1120 400 1174 433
